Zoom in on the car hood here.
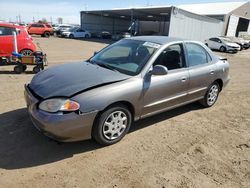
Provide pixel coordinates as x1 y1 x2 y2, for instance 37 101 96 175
225 42 239 47
29 62 131 99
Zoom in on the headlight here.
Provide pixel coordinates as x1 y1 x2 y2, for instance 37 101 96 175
39 98 80 113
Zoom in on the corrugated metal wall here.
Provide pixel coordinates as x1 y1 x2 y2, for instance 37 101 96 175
138 21 170 35
81 13 130 34
168 8 223 41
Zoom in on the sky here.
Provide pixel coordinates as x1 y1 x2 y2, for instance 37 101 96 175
0 0 246 24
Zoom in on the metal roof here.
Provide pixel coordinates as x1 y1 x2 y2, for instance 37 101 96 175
81 7 172 21
177 1 247 15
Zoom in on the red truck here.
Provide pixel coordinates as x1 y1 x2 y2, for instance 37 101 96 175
27 23 54 37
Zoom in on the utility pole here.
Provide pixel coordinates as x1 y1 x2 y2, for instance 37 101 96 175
18 14 21 23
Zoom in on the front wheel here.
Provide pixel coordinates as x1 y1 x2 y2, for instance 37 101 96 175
14 65 23 74
33 66 41 74
92 104 132 145
199 82 220 107
69 34 74 39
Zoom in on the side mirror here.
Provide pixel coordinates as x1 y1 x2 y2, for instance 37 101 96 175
151 65 168 76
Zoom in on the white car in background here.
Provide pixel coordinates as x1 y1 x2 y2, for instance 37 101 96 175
61 27 91 38
205 37 241 53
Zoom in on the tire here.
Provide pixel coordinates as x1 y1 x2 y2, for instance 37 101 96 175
43 32 50 38
69 34 74 39
199 82 220 107
219 46 226 52
14 65 23 74
33 66 41 74
20 49 33 56
22 65 27 71
92 104 132 145
85 34 90 38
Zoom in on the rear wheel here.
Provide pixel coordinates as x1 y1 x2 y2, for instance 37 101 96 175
43 32 50 38
69 34 74 39
219 46 226 52
92 104 132 145
199 82 220 107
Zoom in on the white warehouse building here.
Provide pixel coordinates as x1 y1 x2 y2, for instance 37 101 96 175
80 2 250 41
80 6 223 42
178 1 250 37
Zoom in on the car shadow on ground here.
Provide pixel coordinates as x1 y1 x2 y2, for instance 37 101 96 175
69 37 114 45
0 103 201 170
0 70 35 74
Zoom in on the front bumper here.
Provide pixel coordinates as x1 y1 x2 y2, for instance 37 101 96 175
227 46 240 52
24 85 98 142
61 33 70 38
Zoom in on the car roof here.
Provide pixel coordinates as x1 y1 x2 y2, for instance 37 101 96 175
0 22 23 28
127 36 184 45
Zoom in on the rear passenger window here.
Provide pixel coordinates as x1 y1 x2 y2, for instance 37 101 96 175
0 26 17 36
186 43 212 67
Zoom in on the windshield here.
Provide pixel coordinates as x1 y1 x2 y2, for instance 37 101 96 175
89 39 160 76
69 27 78 32
221 38 232 43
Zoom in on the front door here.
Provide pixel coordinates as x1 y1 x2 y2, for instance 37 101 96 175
142 43 190 117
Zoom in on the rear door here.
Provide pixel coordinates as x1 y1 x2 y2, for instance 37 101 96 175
185 42 216 100
207 38 218 49
0 26 17 56
28 24 37 34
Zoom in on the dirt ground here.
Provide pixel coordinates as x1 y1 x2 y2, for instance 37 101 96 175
0 36 249 188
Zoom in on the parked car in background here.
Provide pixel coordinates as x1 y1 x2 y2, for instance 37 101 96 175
225 37 249 50
61 27 91 38
25 36 230 145
205 37 240 53
27 23 53 37
55 24 73 36
0 23 36 57
112 32 131 40
98 31 112 39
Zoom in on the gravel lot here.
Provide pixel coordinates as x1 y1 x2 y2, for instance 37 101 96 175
0 36 249 188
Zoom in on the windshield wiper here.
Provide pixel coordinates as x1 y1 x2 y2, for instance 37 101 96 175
88 59 118 72
97 63 118 72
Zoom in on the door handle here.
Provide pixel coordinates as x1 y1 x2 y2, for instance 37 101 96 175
210 70 215 75
181 77 187 82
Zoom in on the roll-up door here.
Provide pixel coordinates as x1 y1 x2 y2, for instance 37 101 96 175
226 15 239 37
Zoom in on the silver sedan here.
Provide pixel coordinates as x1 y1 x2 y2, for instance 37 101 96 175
24 36 230 145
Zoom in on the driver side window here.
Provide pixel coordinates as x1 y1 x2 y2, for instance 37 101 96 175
153 43 185 70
